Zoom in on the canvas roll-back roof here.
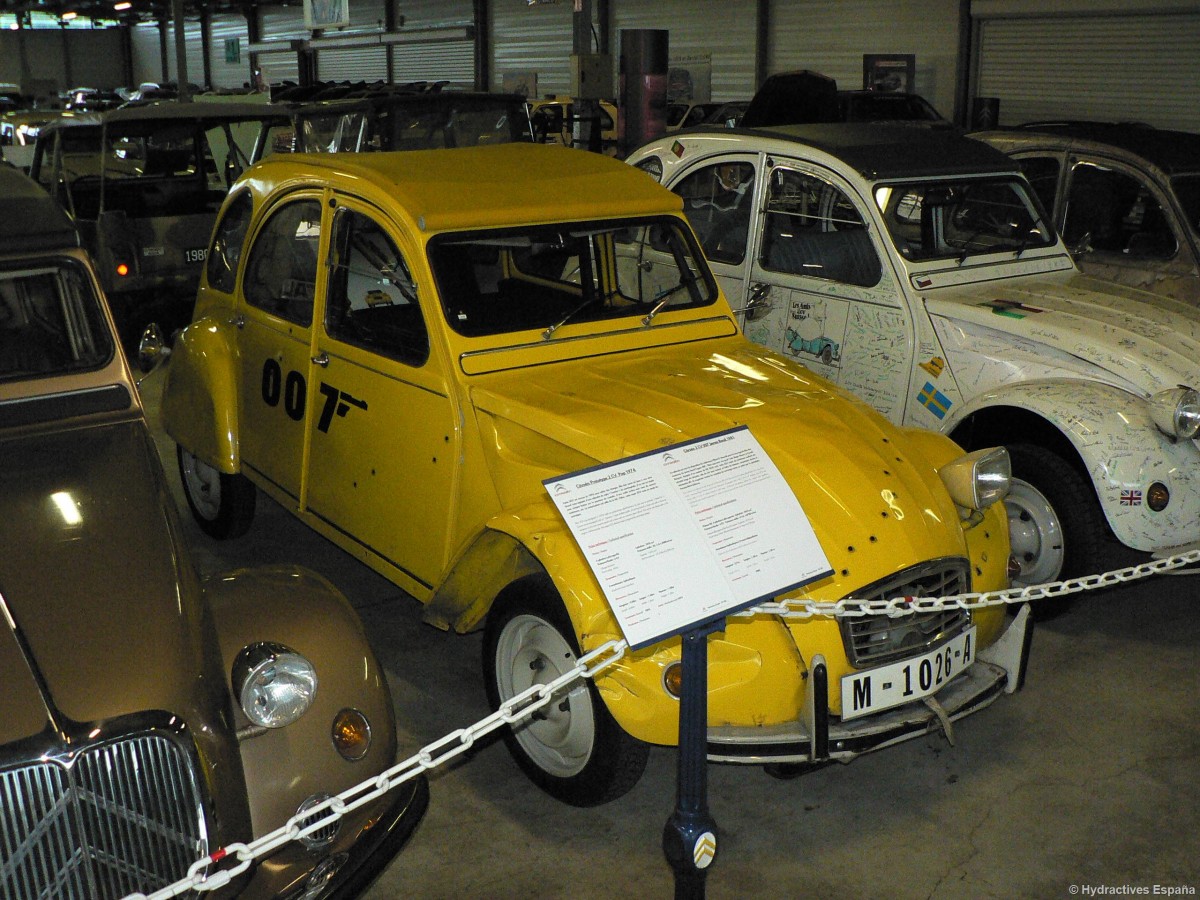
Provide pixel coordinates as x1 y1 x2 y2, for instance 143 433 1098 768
711 122 1019 181
0 165 79 253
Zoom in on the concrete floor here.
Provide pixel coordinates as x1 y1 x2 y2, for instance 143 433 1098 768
139 367 1200 900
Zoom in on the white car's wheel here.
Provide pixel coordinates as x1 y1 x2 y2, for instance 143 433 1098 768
177 446 256 539
483 578 648 806
1005 478 1066 587
1005 443 1113 601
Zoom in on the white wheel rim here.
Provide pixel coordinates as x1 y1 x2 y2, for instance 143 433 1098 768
180 450 222 522
1005 478 1065 586
494 613 595 778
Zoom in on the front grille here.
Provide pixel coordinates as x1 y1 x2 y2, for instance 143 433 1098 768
839 558 972 668
0 732 207 900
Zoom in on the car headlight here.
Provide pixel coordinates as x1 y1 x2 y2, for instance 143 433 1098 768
233 642 318 728
1148 387 1200 440
939 446 1010 511
634 156 664 181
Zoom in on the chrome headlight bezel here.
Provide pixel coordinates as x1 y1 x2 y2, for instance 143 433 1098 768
233 641 318 729
940 446 1011 512
1148 387 1200 440
634 155 664 182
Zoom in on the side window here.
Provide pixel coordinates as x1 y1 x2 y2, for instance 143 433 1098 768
761 168 882 287
206 190 253 294
242 199 321 326
325 209 428 366
676 161 756 265
1064 162 1177 259
1015 156 1061 220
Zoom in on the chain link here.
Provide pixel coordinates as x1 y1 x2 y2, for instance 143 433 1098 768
127 547 1199 899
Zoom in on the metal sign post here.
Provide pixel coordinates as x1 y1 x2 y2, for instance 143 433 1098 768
543 426 833 897
662 620 723 899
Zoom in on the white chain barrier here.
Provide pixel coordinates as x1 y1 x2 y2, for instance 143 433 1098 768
128 547 1200 899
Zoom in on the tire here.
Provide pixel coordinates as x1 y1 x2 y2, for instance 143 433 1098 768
483 578 649 807
1004 443 1112 588
177 445 257 539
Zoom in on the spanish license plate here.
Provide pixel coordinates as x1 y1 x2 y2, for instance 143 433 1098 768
183 247 208 264
840 626 975 720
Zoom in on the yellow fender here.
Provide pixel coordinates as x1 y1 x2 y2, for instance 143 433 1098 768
161 316 242 473
424 499 810 746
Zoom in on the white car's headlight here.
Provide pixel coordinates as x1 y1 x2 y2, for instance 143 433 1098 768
634 156 664 182
940 446 1011 511
233 642 318 728
1148 387 1200 440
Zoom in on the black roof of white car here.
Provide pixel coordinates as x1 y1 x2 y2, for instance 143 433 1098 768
705 122 1018 180
0 164 78 253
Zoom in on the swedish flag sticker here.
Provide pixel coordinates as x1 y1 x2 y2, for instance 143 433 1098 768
918 382 952 419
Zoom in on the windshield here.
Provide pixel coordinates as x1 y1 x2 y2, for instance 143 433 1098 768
1173 174 1200 236
874 176 1056 262
0 259 113 382
428 217 717 339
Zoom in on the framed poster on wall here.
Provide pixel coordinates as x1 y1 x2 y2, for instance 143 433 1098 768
304 0 349 30
862 54 914 93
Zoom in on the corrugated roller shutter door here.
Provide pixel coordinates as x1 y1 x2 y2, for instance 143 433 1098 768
257 6 305 86
976 13 1200 132
391 42 474 88
130 22 162 85
611 1 757 101
209 15 251 90
767 0 961 118
492 2 575 98
316 0 388 83
318 46 388 82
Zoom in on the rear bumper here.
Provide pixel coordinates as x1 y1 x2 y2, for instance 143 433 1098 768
706 603 1032 765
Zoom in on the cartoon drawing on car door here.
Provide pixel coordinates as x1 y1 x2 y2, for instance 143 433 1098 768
783 296 844 368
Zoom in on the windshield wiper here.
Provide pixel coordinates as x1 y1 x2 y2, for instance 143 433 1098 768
641 280 693 326
542 295 598 340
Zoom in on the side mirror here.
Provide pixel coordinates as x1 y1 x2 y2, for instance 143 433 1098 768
136 322 170 375
732 283 773 322
1067 231 1093 256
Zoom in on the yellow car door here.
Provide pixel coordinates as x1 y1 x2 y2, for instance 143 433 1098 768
303 198 458 590
236 193 325 502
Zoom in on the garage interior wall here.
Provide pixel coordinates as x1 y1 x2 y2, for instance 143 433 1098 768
130 13 252 90
972 7 1200 132
93 0 1200 135
610 1 757 103
1 28 126 99
767 0 962 121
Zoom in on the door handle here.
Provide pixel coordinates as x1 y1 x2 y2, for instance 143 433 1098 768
229 314 245 329
311 352 329 368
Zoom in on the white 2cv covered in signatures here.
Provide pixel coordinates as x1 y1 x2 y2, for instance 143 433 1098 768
628 122 1200 585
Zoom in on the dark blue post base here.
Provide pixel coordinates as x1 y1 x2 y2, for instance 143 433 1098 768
662 621 723 900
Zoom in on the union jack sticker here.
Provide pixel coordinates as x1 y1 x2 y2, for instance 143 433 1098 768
1120 490 1143 506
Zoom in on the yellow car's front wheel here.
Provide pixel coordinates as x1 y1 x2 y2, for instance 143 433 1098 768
177 446 257 540
483 576 648 807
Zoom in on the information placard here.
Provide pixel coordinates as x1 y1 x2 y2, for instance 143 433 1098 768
544 426 833 649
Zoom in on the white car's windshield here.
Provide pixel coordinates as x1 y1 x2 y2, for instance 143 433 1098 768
875 176 1056 263
428 217 717 339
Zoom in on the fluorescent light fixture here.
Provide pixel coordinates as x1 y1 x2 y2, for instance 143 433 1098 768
61 10 77 18
114 2 132 8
